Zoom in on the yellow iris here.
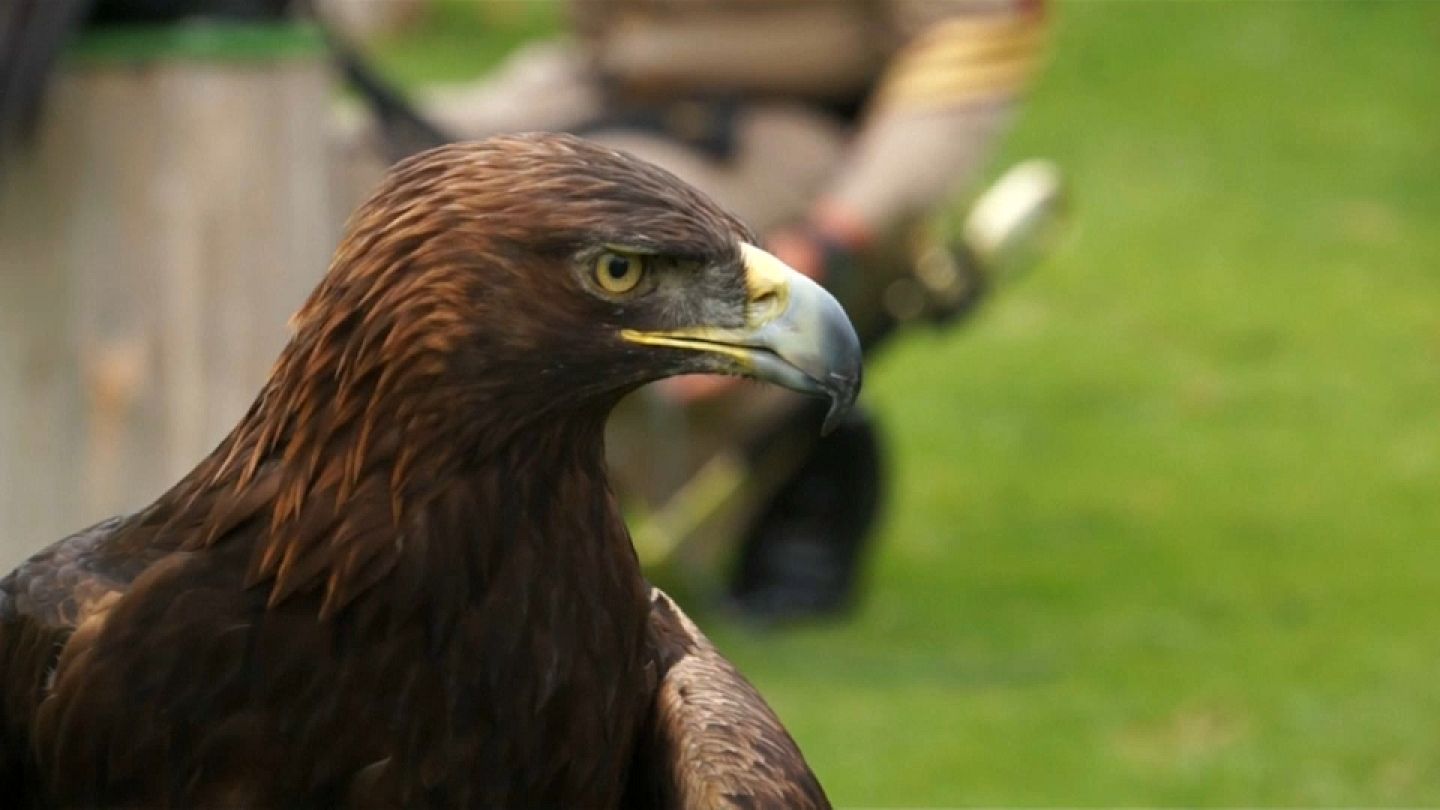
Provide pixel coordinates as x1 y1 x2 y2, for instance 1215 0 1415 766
594 251 646 294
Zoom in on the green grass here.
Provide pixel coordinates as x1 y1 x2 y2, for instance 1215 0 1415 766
379 1 1440 804
371 0 561 86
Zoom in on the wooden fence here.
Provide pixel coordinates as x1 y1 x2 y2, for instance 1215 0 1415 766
0 25 340 567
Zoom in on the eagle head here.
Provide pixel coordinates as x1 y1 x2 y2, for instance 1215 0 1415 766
294 132 861 441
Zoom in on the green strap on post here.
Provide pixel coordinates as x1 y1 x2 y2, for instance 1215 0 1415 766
65 22 326 66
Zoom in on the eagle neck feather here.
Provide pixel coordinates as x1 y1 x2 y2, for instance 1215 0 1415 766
121 398 656 802
142 338 644 628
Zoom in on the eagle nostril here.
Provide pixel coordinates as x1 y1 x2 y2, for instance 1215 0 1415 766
751 289 782 321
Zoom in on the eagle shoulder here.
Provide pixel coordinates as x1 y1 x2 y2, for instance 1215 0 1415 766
1 516 135 630
0 516 136 792
629 586 830 809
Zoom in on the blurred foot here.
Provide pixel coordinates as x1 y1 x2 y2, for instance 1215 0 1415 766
727 405 883 624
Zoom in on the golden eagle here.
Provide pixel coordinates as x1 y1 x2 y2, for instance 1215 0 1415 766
0 133 858 807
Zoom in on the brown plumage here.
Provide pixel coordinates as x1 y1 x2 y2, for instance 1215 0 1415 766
0 133 857 807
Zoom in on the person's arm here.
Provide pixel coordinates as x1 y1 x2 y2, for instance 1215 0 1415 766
666 1 1048 403
799 0 1050 269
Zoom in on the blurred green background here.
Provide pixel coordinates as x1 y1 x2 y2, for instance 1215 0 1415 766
378 1 1440 805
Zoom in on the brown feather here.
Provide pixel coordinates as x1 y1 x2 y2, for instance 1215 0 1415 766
627 588 832 809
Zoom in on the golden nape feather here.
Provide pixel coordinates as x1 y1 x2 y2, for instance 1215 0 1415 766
0 133 854 808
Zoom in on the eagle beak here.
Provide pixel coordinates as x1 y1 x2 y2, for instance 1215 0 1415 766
622 242 862 433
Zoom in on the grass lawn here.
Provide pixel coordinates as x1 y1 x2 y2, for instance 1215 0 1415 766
381 2 1440 804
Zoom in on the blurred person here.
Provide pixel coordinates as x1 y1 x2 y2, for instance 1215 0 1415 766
350 0 1051 622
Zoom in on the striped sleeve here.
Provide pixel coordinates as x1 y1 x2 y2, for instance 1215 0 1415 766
873 3 1048 113
823 0 1048 235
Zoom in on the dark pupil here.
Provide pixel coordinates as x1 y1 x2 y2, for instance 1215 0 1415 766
606 256 631 280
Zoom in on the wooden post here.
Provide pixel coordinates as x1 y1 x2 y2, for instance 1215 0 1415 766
0 25 338 568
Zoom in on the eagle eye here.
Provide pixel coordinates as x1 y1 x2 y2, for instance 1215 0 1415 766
594 250 647 294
